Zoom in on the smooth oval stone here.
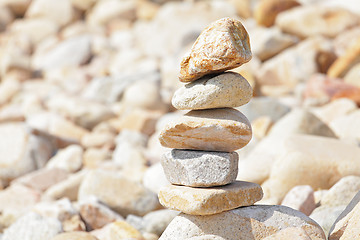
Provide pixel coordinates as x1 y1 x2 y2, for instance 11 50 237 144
159 108 252 152
172 72 252 110
161 149 238 187
158 181 263 215
179 17 252 82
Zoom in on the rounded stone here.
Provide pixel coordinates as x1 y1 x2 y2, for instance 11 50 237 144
172 72 252 110
51 232 98 240
179 17 252 82
159 108 252 152
161 149 238 187
158 181 263 215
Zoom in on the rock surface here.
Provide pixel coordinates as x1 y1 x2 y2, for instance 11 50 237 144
172 72 252 110
179 17 251 82
161 149 238 187
159 205 326 239
158 181 263 215
159 108 252 152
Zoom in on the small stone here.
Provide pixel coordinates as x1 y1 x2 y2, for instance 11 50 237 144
78 170 160 216
142 162 170 195
172 72 252 110
43 170 86 201
276 6 360 38
142 209 179 236
51 232 99 240
320 175 360 208
13 168 69 192
159 108 252 152
328 39 360 78
108 221 144 240
344 63 360 88
158 181 263 215
310 205 346 236
329 110 360 144
2 212 62 240
78 196 124 230
161 149 238 187
159 205 325 239
46 145 83 173
281 185 316 216
179 17 251 82
252 116 273 139
254 0 300 27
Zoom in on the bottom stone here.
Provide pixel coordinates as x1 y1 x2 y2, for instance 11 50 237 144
159 205 326 240
158 181 263 215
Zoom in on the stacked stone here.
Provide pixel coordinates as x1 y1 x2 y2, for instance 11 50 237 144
158 17 263 236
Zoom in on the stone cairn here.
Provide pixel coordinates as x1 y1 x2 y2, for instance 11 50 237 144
158 18 263 238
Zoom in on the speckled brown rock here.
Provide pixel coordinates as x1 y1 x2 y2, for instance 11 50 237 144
254 0 300 27
179 17 252 82
159 108 252 152
161 149 238 187
159 205 326 239
172 72 252 110
158 181 263 215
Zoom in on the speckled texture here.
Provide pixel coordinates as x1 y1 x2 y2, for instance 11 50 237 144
179 17 252 82
159 205 326 240
159 108 252 152
172 72 252 110
161 149 238 187
158 181 263 215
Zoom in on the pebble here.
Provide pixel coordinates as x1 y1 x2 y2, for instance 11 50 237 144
159 108 252 152
161 149 238 187
254 0 300 27
78 170 160 216
263 227 312 240
51 231 99 240
310 205 346 236
281 185 316 216
172 72 252 110
329 110 360 144
142 162 170 195
2 212 62 240
262 134 360 202
46 145 83 173
276 6 360 38
159 205 325 239
179 17 251 82
158 181 263 215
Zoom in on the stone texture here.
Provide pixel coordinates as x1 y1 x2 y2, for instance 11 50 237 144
262 134 360 202
254 0 300 27
328 191 360 240
329 110 360 144
159 205 325 239
161 149 238 187
344 63 360 88
142 209 179 236
2 212 62 240
78 196 124 230
281 185 316 216
46 144 83 173
276 6 360 38
158 181 263 215
142 162 170 195
310 205 346 236
159 108 252 152
78 170 160 216
263 227 313 240
51 232 99 240
179 17 251 82
172 72 252 110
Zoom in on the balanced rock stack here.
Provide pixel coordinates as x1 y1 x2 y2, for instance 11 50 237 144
158 18 263 237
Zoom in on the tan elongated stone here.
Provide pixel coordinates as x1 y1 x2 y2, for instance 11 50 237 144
159 108 252 152
179 17 252 82
172 72 252 110
158 181 263 215
161 149 238 187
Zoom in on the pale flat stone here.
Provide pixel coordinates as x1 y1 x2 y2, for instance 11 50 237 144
161 149 238 187
51 231 98 240
46 144 83 173
159 205 325 239
310 205 346 236
281 185 316 216
159 108 252 152
158 181 263 215
172 72 252 110
179 17 251 82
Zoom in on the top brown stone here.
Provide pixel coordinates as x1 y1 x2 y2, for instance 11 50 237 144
179 17 252 82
